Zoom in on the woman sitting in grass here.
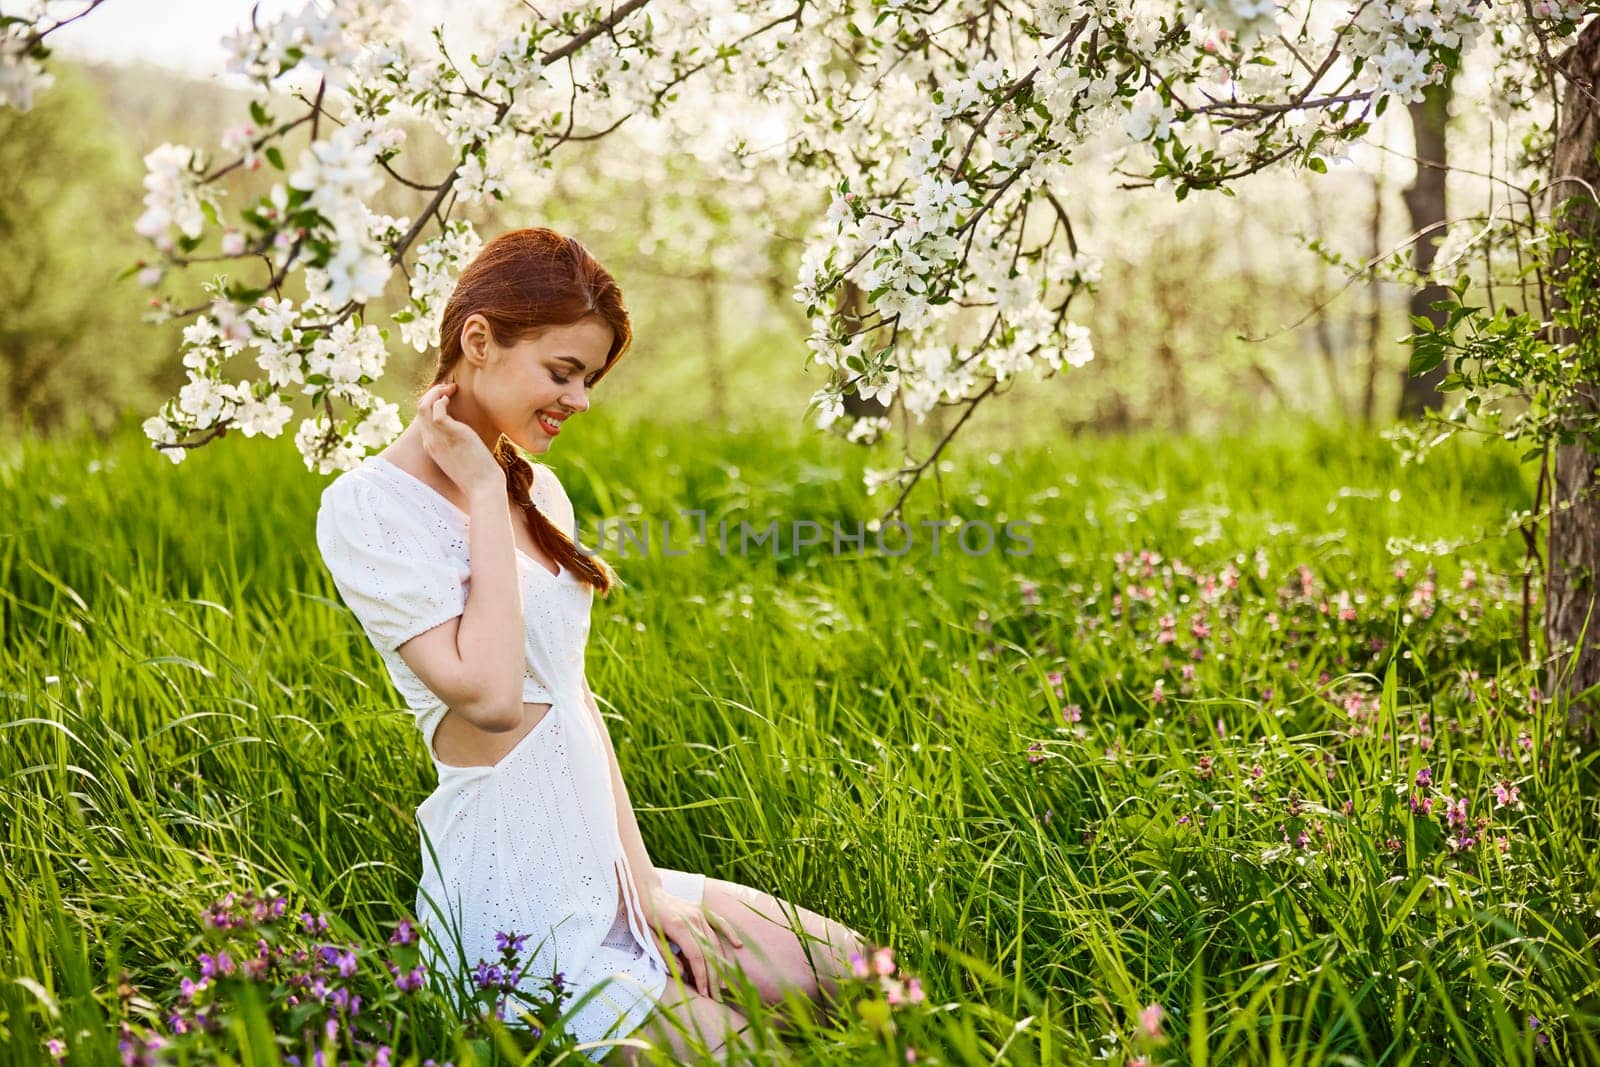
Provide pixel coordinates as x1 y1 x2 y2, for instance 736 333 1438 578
316 226 865 1063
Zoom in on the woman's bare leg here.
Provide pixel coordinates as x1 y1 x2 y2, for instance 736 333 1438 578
603 972 751 1065
604 880 866 1063
699 878 867 1019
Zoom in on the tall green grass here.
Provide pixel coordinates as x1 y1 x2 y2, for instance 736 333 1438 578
2 417 1595 1065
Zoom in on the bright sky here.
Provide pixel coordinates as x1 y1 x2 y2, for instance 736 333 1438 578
49 0 306 76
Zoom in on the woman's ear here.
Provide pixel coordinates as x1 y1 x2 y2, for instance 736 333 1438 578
461 313 492 366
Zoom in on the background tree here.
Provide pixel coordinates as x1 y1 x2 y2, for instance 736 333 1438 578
1399 71 1454 416
0 63 174 439
1545 21 1600 730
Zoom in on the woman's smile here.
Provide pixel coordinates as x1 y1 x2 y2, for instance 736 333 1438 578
537 410 565 435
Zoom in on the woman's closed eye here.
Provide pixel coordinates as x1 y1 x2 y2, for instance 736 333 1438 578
551 371 598 387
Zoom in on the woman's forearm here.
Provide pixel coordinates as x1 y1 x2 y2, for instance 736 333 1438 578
581 676 663 895
456 486 526 724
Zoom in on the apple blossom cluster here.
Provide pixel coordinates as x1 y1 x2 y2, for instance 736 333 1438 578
396 221 483 353
218 0 377 90
0 2 50 110
1343 0 1487 105
780 0 1524 500
121 0 686 473
2 0 1596 496
134 143 214 247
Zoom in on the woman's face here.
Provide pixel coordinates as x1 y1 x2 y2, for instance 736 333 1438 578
456 313 613 455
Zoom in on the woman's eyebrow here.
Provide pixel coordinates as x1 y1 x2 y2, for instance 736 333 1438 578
556 355 601 375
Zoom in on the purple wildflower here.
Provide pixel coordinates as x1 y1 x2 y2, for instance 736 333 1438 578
495 931 529 956
393 965 425 993
472 960 505 989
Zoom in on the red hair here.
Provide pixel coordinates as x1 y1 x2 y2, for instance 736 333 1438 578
428 227 631 594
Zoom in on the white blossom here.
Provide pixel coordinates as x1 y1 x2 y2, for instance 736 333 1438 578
457 153 507 204
177 372 232 428
0 12 52 111
847 416 891 445
135 143 208 240
353 400 402 448
1122 87 1176 143
233 389 294 438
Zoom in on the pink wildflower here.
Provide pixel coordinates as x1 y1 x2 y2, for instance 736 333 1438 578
1139 1002 1165 1040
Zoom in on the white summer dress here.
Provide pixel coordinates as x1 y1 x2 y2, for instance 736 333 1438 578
315 454 702 1060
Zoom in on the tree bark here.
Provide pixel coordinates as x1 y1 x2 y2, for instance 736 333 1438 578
1399 74 1454 417
1547 22 1600 736
699 266 726 423
1363 168 1384 425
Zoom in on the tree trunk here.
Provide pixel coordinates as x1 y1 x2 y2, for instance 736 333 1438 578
1399 73 1453 417
1547 22 1600 736
699 267 726 423
1306 182 1349 417
1363 167 1384 425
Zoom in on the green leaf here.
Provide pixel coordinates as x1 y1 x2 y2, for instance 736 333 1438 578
265 146 285 170
249 100 273 128
1409 344 1445 376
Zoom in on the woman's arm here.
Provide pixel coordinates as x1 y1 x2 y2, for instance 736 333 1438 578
580 674 663 896
389 480 526 731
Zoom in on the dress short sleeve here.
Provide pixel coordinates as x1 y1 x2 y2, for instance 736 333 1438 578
316 475 467 654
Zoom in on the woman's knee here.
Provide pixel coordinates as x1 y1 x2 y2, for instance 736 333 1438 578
706 880 867 1003
613 981 751 1065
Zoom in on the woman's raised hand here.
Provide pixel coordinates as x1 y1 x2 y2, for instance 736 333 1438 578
415 382 502 499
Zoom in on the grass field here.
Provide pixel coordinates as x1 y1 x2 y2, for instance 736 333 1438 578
2 418 1596 1066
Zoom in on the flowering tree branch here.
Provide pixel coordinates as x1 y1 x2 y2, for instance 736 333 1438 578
0 0 1596 527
